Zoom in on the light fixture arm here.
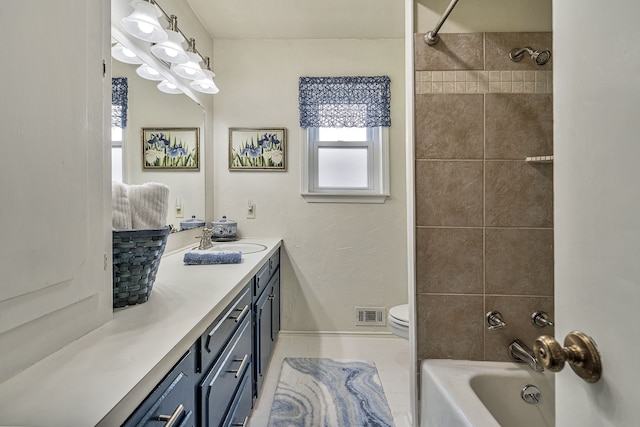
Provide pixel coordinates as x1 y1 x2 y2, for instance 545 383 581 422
150 0 207 65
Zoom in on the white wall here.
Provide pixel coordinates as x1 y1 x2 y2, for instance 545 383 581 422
554 0 640 424
213 39 407 332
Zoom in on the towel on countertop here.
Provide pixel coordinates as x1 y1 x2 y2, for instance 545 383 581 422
128 182 170 230
183 251 243 265
112 182 133 230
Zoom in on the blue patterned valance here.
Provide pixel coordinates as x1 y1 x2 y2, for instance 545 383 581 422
299 76 391 128
112 77 128 128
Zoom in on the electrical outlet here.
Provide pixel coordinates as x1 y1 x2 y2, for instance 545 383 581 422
246 202 256 219
175 202 184 218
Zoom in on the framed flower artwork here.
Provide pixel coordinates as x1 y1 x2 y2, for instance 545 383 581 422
229 128 287 171
142 127 200 170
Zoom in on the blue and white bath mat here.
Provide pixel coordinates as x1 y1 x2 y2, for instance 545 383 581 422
268 357 395 427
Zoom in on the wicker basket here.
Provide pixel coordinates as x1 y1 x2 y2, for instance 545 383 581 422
112 227 170 308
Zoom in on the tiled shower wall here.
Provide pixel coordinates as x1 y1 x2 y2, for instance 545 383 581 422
414 32 554 362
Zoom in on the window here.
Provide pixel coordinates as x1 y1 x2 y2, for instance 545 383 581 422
299 76 391 203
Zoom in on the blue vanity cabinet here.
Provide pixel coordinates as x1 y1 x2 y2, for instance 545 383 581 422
122 345 197 427
198 315 252 427
253 249 281 398
221 369 253 427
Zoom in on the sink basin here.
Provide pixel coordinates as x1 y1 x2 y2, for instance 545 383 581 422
208 242 267 254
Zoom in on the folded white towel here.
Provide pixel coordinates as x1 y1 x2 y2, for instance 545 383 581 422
112 182 133 230
128 182 170 230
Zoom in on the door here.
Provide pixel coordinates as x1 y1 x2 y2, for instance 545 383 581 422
554 1 640 425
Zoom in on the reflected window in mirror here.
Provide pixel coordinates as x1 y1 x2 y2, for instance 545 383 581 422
112 126 124 182
112 77 129 183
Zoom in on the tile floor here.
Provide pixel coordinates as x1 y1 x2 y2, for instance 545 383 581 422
247 333 412 427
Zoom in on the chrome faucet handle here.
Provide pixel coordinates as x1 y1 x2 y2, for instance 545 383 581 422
197 227 213 250
531 311 554 328
486 311 507 330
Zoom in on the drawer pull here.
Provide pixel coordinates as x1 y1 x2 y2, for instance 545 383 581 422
157 403 184 427
228 354 250 378
232 416 249 427
230 304 250 323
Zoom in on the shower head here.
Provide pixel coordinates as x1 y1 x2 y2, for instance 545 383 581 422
509 47 551 66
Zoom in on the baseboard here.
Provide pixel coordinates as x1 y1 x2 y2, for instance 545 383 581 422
279 330 398 338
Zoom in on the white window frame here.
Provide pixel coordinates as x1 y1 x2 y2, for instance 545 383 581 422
301 127 390 203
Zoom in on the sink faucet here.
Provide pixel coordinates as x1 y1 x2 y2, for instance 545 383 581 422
197 227 213 250
509 339 544 372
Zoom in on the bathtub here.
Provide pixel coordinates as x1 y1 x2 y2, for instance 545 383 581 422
420 359 555 427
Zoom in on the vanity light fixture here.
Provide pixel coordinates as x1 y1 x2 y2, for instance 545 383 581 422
121 0 168 43
111 43 143 64
190 58 220 94
118 0 220 95
136 63 164 81
150 15 189 64
171 39 206 81
157 79 182 94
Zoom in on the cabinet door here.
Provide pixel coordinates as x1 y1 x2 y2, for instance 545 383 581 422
270 275 280 342
200 318 252 427
254 284 273 396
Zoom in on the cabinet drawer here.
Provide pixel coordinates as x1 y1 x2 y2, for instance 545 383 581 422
222 370 252 427
123 346 196 427
200 285 251 372
269 249 280 277
199 315 252 427
254 262 270 298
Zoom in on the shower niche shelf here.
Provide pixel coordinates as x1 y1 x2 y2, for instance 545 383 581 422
526 155 554 163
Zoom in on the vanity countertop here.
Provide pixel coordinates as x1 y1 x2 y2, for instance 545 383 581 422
0 237 282 427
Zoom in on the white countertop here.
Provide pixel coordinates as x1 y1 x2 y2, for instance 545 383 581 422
0 238 282 427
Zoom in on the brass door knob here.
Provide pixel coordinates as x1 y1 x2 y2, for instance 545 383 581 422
533 330 602 383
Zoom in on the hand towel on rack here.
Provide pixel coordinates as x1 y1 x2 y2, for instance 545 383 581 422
183 251 243 265
112 181 133 230
128 182 170 230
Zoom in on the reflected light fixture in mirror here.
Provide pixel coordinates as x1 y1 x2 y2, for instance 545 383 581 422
171 39 206 81
121 0 168 43
157 79 182 94
112 43 143 64
151 16 189 64
136 63 164 81
190 58 219 94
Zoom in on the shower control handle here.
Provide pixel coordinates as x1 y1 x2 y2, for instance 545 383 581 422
486 311 507 330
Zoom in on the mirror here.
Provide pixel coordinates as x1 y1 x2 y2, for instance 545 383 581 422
111 51 206 231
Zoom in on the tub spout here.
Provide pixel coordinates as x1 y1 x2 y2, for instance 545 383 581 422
509 339 544 372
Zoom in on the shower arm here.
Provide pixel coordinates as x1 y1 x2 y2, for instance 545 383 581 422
424 0 461 45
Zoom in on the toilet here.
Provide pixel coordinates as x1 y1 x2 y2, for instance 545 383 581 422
388 304 410 340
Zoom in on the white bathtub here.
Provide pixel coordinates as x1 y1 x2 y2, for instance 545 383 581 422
420 359 555 427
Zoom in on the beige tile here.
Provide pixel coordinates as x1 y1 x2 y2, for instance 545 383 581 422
501 71 512 82
455 71 466 82
416 294 484 360
485 228 554 296
523 70 535 82
414 33 484 71
478 71 489 82
466 82 478 93
432 82 443 93
416 227 483 294
478 81 489 93
512 82 524 93
455 82 466 93
501 82 512 93
443 71 455 82
512 70 524 82
489 71 501 82
466 71 479 82
415 160 484 227
485 32 553 70
485 161 554 227
415 94 484 159
431 71 443 82
443 82 456 93
485 94 553 159
524 82 536 93
484 296 554 362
